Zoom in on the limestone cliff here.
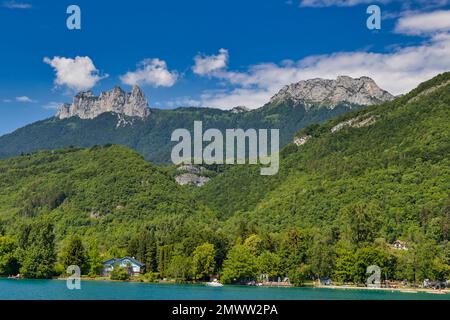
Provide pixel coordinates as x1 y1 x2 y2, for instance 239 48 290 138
56 85 150 120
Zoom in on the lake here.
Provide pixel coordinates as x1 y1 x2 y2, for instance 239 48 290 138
0 279 449 300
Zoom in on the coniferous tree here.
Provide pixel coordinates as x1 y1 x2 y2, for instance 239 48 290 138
61 236 88 274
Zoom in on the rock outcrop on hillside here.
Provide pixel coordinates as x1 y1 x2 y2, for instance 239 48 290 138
231 106 250 113
174 165 211 187
56 85 150 120
270 76 394 108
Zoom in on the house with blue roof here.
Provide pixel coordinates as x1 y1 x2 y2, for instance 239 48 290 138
102 257 145 276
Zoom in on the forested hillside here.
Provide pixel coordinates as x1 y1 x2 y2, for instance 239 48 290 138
0 102 360 164
0 73 449 284
0 144 222 241
197 72 450 235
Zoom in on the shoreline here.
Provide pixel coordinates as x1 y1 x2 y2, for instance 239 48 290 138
50 277 450 295
316 284 449 295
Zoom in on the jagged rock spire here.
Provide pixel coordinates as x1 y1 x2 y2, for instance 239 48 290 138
56 86 150 120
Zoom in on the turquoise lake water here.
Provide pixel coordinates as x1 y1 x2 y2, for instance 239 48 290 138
0 279 449 300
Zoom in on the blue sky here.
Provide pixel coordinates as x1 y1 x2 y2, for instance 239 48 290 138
0 0 450 135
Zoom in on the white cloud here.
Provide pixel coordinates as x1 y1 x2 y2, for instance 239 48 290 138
200 88 272 110
2 96 36 103
395 10 450 35
120 58 178 87
197 34 450 109
44 56 107 92
166 96 202 108
16 96 36 103
192 48 229 76
2 1 32 9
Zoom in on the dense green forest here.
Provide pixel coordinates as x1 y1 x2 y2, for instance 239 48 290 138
0 72 449 285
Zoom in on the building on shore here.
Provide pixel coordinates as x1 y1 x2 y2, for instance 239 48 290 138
102 257 145 276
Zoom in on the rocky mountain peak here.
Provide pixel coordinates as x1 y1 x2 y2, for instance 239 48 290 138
56 86 150 120
231 106 250 114
270 76 394 108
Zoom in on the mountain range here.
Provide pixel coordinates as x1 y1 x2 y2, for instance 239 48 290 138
0 76 394 164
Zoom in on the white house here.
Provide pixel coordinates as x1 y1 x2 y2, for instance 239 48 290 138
392 240 408 250
102 257 145 276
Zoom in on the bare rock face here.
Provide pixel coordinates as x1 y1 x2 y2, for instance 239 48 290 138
331 114 377 133
175 174 210 187
294 135 312 146
231 106 250 114
56 85 150 120
175 165 210 187
270 76 394 109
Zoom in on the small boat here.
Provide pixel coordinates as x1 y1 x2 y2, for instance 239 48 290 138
206 279 224 287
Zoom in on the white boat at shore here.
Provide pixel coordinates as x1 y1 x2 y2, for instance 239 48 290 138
206 279 224 287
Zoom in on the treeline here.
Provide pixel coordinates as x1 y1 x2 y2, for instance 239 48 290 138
0 221 102 278
1 202 448 285
120 201 450 284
